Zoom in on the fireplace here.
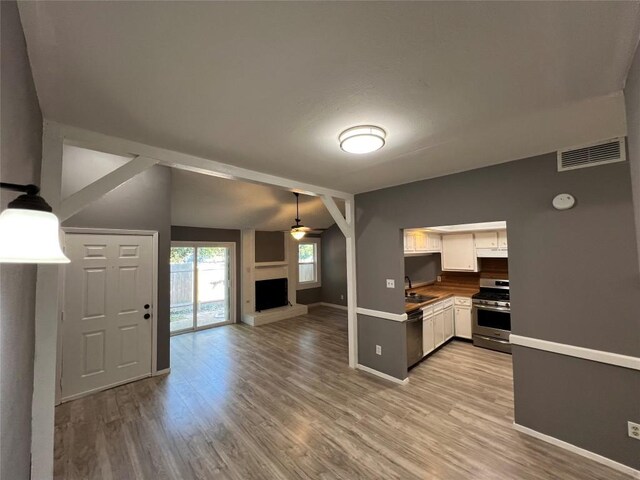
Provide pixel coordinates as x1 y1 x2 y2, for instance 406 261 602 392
255 278 288 312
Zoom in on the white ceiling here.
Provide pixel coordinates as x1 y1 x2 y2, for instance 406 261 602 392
62 144 338 231
19 2 640 194
171 169 341 231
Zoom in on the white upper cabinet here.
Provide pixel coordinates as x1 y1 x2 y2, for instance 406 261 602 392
441 233 478 271
474 231 498 249
498 230 508 248
475 229 508 257
404 230 441 255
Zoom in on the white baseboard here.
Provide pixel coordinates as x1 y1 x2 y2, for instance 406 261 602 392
153 368 171 376
513 423 640 479
356 364 409 385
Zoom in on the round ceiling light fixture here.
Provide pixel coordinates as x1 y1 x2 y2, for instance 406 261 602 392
339 125 386 154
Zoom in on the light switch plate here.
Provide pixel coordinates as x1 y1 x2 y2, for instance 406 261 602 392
376 345 382 355
386 279 395 288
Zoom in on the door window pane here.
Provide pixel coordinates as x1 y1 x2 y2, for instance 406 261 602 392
197 247 230 327
170 247 195 332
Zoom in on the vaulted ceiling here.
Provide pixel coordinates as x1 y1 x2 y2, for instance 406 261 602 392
19 1 640 193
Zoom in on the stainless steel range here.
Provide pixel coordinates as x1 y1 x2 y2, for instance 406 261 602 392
472 279 511 353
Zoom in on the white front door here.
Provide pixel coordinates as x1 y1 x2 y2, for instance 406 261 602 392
61 233 153 401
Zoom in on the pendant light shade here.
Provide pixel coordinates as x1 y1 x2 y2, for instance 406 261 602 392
0 183 70 264
290 229 306 240
290 192 307 240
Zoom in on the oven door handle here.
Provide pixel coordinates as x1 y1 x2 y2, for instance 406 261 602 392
473 305 510 313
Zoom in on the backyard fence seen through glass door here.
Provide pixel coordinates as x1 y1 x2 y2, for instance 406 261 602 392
170 243 235 334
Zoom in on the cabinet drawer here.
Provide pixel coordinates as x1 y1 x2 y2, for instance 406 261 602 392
422 305 434 317
432 300 444 312
454 296 471 307
443 298 454 308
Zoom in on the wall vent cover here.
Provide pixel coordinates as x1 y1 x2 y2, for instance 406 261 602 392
557 137 626 172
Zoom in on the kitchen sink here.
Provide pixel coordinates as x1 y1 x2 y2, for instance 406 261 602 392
404 293 438 304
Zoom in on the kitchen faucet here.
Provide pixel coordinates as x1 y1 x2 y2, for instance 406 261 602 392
404 275 412 289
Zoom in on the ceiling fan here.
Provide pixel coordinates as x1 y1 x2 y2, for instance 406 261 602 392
290 192 326 240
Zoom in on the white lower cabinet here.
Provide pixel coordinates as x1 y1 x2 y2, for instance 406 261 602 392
454 300 472 340
443 303 454 341
423 315 435 356
422 299 456 356
433 309 445 348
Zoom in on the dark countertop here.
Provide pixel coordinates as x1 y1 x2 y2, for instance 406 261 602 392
404 283 479 313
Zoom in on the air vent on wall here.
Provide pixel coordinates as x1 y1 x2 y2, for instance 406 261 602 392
557 137 626 172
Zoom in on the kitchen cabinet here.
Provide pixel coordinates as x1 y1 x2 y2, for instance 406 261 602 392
434 309 445 348
454 301 472 340
498 230 508 248
443 303 454 341
423 315 435 356
476 229 508 258
474 231 498 249
441 233 478 271
404 230 441 255
423 299 455 356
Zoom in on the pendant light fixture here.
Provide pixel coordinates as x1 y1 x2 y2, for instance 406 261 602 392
0 182 70 263
290 192 307 240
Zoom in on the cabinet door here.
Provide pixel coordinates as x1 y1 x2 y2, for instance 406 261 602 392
454 307 472 339
423 316 435 356
404 232 416 253
444 306 454 341
441 234 478 272
414 231 428 252
474 231 498 249
434 311 445 347
426 233 441 252
498 230 508 248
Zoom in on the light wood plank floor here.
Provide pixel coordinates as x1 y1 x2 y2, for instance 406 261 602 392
54 306 631 479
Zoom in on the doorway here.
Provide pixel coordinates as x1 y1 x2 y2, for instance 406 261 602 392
60 232 155 402
170 242 236 334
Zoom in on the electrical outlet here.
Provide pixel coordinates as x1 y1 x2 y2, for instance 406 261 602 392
386 279 395 288
437 275 442 282
375 345 382 355
628 421 640 440
340 294 344 301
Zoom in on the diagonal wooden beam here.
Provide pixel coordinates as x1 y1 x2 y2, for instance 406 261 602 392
320 194 350 238
58 155 158 221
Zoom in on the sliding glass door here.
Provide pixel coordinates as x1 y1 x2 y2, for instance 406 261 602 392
170 243 234 334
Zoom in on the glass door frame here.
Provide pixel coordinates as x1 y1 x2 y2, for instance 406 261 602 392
170 241 236 335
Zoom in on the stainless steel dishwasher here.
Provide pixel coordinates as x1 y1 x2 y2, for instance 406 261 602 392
406 309 423 368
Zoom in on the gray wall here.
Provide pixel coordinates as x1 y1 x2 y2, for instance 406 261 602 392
321 223 347 306
171 226 242 323
255 231 285 262
626 41 640 274
404 254 440 287
355 152 640 468
0 2 43 478
297 287 322 305
513 346 640 469
63 166 172 369
357 314 407 380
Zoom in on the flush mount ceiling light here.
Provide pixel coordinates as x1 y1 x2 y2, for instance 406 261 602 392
0 182 70 263
339 125 386 154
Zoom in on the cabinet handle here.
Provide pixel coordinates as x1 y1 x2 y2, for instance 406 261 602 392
144 313 151 320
